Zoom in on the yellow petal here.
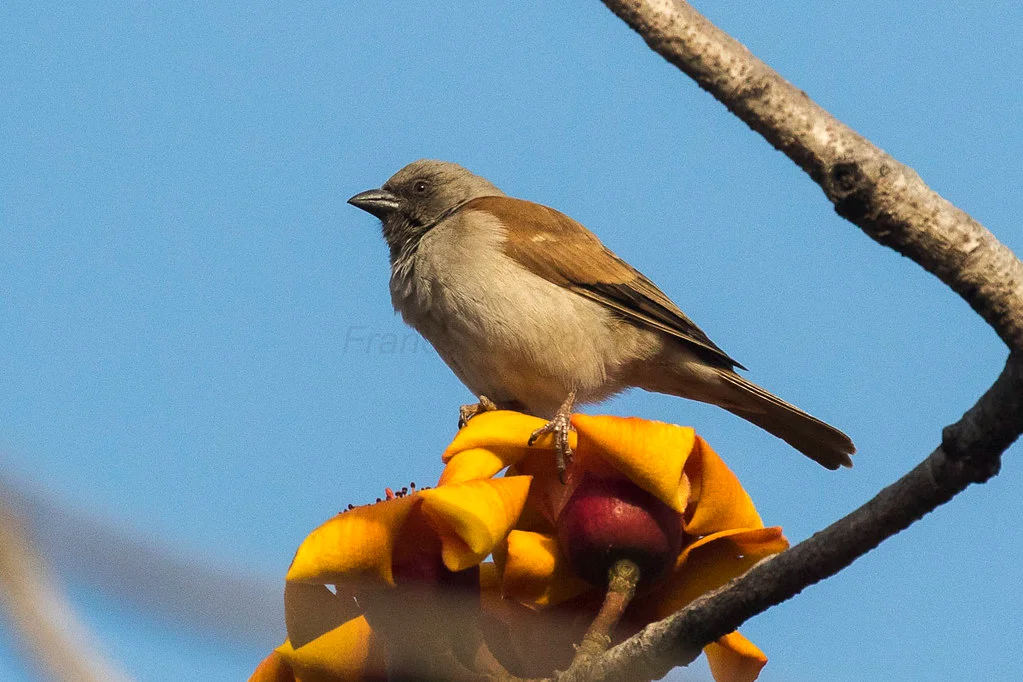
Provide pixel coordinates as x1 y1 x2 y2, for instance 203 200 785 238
276 615 385 682
507 453 565 532
653 527 788 618
705 631 768 682
442 411 549 461
249 651 294 682
284 582 362 649
418 476 532 572
684 436 763 535
437 448 511 485
286 495 418 586
501 530 590 607
571 414 694 513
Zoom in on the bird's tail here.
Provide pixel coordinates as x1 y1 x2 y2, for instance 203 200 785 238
712 370 855 469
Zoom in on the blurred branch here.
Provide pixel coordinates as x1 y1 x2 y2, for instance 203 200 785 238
559 0 1023 680
1 474 284 649
0 499 132 682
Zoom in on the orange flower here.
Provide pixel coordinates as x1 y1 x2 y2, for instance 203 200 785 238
442 411 788 682
250 612 384 682
250 651 294 682
250 476 532 681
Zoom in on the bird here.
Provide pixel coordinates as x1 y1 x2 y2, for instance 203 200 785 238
348 159 854 472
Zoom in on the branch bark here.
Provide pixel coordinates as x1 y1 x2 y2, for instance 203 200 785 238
555 1 1023 679
562 353 1023 681
601 0 1023 355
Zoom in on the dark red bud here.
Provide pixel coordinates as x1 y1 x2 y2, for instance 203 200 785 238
556 473 684 586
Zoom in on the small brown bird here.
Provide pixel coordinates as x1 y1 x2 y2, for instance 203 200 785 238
348 160 854 470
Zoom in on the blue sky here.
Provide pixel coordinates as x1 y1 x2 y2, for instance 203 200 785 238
1 2 1021 680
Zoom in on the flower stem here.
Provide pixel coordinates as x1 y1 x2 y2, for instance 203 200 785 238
571 558 640 665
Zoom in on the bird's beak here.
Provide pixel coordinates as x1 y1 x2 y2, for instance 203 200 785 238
347 188 401 219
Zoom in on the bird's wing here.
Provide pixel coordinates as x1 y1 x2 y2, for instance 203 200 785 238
461 196 744 370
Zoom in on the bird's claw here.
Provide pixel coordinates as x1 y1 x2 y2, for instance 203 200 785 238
527 391 576 483
458 395 497 429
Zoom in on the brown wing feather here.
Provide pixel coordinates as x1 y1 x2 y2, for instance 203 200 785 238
461 196 743 370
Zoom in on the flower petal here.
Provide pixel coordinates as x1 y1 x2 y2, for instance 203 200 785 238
418 476 532 572
442 411 549 461
684 436 763 535
705 631 768 682
249 651 295 682
284 582 362 649
286 495 419 586
507 455 564 532
437 448 511 485
652 527 788 618
275 615 386 682
571 414 694 513
501 530 590 607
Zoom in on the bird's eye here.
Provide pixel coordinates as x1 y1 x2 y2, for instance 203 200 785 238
413 180 428 193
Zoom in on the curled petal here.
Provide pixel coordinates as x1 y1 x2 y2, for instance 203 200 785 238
705 631 768 682
684 437 763 535
286 495 418 586
442 411 549 461
419 477 532 572
571 414 693 513
502 530 590 607
437 448 510 485
275 615 386 682
441 411 578 476
652 527 788 619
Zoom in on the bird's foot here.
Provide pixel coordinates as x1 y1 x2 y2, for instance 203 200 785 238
458 395 498 429
527 391 576 483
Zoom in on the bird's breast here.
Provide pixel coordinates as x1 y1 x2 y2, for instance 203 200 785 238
388 213 655 415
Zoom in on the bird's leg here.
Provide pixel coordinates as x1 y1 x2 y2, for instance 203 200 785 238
458 395 497 429
527 391 576 483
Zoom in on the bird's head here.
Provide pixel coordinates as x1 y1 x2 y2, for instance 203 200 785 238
348 159 504 259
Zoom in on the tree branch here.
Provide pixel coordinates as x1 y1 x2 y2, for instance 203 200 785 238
554 1 1023 679
601 0 1023 354
562 353 1023 681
